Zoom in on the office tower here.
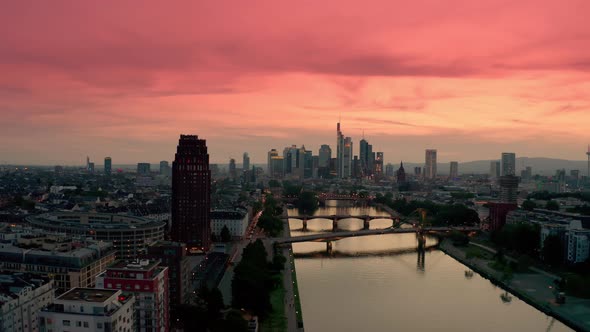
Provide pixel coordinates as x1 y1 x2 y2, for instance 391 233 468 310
243 152 250 172
571 170 580 180
229 158 236 179
385 163 394 177
270 156 284 178
414 167 422 176
171 135 211 250
96 260 169 332
490 160 501 178
499 175 519 203
587 145 590 179
521 166 532 181
397 162 406 183
342 137 353 178
303 149 313 178
449 161 459 179
318 145 332 168
54 165 64 174
352 156 360 178
137 162 151 175
104 157 112 175
424 149 437 180
359 139 373 176
267 149 279 174
501 152 516 176
337 122 344 178
86 156 90 170
312 155 319 178
375 152 384 176
282 145 299 175
88 162 95 173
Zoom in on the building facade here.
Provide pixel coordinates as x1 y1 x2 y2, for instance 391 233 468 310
210 210 249 239
144 242 190 306
137 163 151 175
449 161 459 179
96 260 169 332
104 157 112 175
0 273 54 332
39 288 135 332
501 152 516 176
424 149 437 180
171 135 212 251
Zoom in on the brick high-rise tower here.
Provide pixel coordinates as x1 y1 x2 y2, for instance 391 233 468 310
171 135 211 251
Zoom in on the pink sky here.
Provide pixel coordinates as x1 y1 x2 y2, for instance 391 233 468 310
1 0 589 165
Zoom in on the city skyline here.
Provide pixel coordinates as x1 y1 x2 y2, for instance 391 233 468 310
1 1 589 164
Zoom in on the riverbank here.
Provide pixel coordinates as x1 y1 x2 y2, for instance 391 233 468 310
282 216 304 332
439 240 590 332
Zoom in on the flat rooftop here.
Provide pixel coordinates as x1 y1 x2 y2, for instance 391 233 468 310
59 288 118 302
108 259 159 271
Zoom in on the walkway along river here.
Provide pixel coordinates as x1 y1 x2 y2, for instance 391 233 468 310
288 205 573 332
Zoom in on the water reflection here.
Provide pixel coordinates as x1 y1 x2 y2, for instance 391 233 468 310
289 208 573 332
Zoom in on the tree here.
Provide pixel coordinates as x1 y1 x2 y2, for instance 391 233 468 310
542 235 564 266
296 191 318 214
522 199 537 211
546 200 560 211
220 225 232 242
268 179 282 188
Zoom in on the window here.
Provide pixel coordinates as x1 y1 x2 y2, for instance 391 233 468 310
76 321 82 327
84 322 89 328
97 322 103 329
63 320 71 326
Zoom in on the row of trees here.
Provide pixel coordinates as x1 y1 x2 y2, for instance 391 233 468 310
231 240 285 319
521 199 559 211
257 194 284 237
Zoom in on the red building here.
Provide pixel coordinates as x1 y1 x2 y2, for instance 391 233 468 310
96 260 169 332
171 135 211 251
488 202 517 231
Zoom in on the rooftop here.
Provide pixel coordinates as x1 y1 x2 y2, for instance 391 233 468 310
108 259 160 271
58 288 118 303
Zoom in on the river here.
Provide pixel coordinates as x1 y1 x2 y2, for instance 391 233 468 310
288 204 572 332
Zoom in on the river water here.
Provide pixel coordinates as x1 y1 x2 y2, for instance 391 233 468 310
288 204 572 332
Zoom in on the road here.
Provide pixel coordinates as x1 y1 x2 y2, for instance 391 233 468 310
281 218 303 332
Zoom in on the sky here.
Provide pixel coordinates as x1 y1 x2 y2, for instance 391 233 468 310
1 0 589 165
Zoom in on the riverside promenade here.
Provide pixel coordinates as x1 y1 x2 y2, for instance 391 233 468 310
440 240 590 332
282 212 304 332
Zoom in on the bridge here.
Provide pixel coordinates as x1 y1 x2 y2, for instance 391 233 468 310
273 226 480 244
287 214 400 231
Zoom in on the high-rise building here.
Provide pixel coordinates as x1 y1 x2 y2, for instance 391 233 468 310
385 163 394 177
88 162 95 173
499 175 519 203
352 156 361 178
342 137 353 178
270 156 284 178
39 288 135 332
0 273 54 332
501 152 516 176
414 167 422 177
318 145 331 168
359 139 374 177
337 122 344 178
137 162 151 175
521 166 532 181
397 162 406 183
449 161 459 179
490 160 500 178
424 149 437 180
586 145 590 179
86 156 90 171
160 160 171 176
374 152 384 177
243 152 250 172
267 149 279 174
144 241 190 306
229 158 236 179
96 260 169 332
303 149 313 178
171 135 211 251
104 157 112 175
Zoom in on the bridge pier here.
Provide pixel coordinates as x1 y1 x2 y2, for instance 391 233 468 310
302 218 307 231
332 217 338 232
363 217 370 230
326 241 333 255
416 231 426 250
393 217 400 228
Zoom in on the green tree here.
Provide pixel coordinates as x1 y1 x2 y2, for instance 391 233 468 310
522 199 537 211
296 191 318 214
268 179 282 188
546 200 560 211
220 225 232 242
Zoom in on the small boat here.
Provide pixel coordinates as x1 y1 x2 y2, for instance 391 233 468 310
464 270 474 278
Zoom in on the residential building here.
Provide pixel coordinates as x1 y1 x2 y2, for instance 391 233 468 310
96 260 169 332
210 210 249 239
0 273 54 332
171 135 211 251
39 288 135 332
144 242 190 306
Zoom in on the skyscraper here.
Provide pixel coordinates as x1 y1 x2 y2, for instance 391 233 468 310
490 160 500 178
160 160 170 176
385 163 394 177
501 152 516 176
359 139 373 176
243 152 250 172
318 145 331 168
587 145 590 179
424 149 437 180
449 161 458 179
171 135 211 251
267 149 279 174
375 152 384 176
499 175 519 204
397 162 406 183
337 122 344 178
104 157 112 175
229 158 236 179
342 137 353 178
